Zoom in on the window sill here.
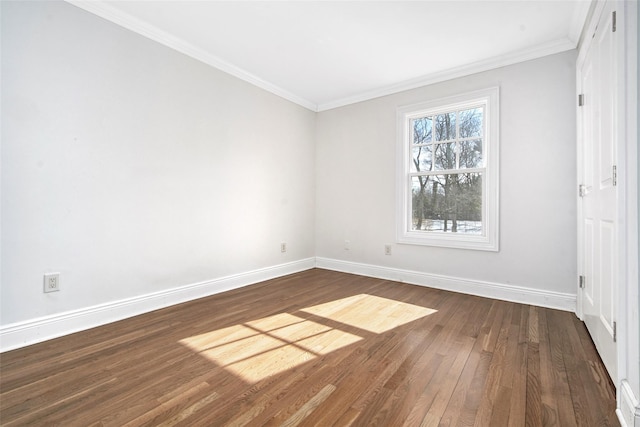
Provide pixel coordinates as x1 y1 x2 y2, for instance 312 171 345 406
397 231 499 251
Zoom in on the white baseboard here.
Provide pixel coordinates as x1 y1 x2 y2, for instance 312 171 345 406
0 258 315 353
315 257 576 312
0 256 578 353
618 380 640 427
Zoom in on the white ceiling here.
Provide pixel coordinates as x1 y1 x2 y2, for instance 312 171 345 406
68 1 591 111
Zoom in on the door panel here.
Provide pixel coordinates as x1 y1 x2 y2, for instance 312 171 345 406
584 219 594 304
579 0 617 382
599 220 614 329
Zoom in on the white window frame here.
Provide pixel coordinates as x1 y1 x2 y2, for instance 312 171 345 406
396 87 499 251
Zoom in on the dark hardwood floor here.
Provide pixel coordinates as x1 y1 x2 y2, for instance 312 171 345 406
0 269 617 426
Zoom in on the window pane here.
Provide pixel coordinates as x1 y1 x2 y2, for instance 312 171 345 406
434 142 456 170
413 117 432 144
459 107 483 138
411 146 432 172
411 175 433 231
411 173 482 234
435 112 456 141
459 139 483 168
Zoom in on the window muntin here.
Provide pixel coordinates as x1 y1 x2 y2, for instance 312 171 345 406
397 88 499 251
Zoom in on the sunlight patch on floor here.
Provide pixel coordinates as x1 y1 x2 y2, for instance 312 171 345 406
180 313 362 382
300 294 437 333
179 294 436 383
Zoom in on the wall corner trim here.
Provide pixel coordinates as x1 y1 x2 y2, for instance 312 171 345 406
0 258 315 353
315 257 577 312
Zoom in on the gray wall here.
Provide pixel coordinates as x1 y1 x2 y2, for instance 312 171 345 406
1 1 317 324
316 51 577 295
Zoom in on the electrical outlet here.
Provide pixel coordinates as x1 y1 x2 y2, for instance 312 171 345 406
344 240 350 250
44 273 60 293
281 242 287 253
385 245 392 255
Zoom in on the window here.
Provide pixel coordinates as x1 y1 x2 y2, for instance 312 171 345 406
396 87 499 251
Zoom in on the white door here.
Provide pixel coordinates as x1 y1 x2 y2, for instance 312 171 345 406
578 1 618 382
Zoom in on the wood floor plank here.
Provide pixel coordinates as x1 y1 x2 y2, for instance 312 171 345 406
545 309 579 427
472 302 513 426
537 307 561 426
406 334 476 425
562 311 613 426
279 384 336 427
407 296 491 425
507 304 530 426
525 340 542 427
0 269 617 426
381 300 475 426
437 299 502 426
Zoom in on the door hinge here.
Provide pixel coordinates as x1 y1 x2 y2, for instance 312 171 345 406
613 321 617 342
578 94 584 106
613 165 617 186
612 11 617 32
579 275 586 288
579 184 587 197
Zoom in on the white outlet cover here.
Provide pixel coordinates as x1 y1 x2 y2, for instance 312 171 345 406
44 273 60 293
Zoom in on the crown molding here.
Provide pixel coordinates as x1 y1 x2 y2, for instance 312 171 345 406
316 38 577 111
65 0 319 112
65 1 581 113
